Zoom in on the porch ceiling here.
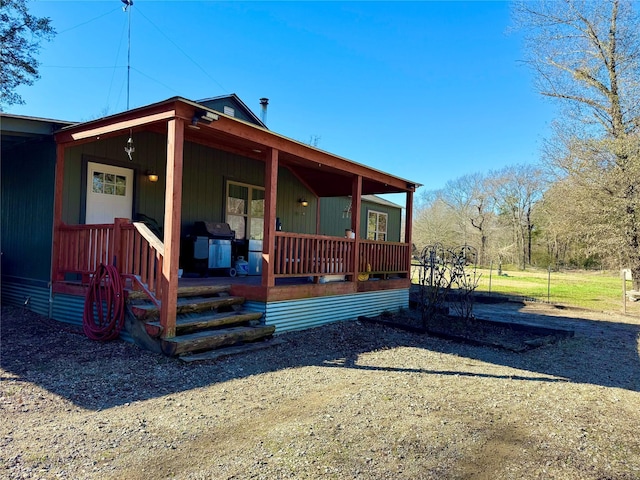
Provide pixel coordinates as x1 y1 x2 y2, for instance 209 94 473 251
55 97 420 197
185 126 404 195
182 105 418 197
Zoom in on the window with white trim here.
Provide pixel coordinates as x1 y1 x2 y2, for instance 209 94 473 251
367 210 388 241
226 181 265 240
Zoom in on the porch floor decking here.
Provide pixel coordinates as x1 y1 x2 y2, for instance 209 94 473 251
178 273 409 303
51 273 408 304
177 274 293 288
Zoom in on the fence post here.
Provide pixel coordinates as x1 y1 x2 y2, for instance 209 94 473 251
547 265 551 303
489 260 493 293
622 269 627 315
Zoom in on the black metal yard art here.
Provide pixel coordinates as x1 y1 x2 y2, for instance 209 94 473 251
417 243 481 328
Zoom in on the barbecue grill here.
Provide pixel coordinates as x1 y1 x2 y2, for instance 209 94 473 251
191 221 236 276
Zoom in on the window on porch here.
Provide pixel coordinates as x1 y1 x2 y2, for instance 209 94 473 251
367 210 388 241
226 181 265 240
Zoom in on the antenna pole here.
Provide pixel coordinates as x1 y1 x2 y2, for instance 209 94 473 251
127 3 130 110
122 0 135 160
123 0 133 110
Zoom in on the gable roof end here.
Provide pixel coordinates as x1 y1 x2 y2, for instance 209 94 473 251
196 93 267 129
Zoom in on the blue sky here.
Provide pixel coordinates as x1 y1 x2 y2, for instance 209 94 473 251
8 1 557 198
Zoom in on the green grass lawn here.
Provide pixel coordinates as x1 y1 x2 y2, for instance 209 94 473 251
411 264 638 315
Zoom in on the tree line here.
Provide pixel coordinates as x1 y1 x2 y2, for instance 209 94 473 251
413 165 547 270
414 1 640 290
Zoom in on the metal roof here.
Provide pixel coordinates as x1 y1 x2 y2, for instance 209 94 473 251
362 194 404 209
1 113 75 152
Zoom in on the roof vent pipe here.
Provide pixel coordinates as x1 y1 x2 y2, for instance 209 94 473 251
259 97 269 125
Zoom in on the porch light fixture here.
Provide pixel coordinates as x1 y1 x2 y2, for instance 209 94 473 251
298 198 309 207
124 136 135 161
146 171 158 182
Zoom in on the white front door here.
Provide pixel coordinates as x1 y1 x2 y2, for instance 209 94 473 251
86 162 134 224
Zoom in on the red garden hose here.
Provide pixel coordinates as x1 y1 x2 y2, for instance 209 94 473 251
83 264 125 341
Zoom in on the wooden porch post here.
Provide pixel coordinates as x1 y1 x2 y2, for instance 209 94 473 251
51 143 66 283
351 175 362 282
263 148 279 288
405 189 414 276
160 117 184 339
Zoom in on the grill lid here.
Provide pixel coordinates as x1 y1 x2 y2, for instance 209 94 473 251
193 221 235 239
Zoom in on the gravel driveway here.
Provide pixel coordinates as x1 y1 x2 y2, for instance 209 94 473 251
1 302 640 479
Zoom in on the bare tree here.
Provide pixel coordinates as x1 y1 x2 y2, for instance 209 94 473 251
491 165 546 269
440 173 495 266
534 177 594 268
514 0 640 286
513 0 640 136
412 191 461 252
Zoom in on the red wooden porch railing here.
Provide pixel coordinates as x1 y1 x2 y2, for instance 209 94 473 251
54 223 410 293
55 223 115 281
359 239 410 275
54 219 164 300
273 232 411 279
274 232 354 277
119 221 164 299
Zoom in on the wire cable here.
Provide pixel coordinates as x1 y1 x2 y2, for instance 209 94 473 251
135 4 228 93
130 67 182 95
105 10 129 113
57 6 121 35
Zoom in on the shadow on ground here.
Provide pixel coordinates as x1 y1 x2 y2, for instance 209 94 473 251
1 300 639 411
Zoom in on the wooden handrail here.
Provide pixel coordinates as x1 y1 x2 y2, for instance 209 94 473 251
118 220 164 298
132 222 164 256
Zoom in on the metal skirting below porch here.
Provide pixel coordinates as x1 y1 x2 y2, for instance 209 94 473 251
1 278 137 343
260 288 409 334
1 278 51 316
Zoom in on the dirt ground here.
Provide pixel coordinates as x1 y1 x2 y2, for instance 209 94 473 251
1 300 640 479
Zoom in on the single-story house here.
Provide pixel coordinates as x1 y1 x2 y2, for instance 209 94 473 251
1 94 419 355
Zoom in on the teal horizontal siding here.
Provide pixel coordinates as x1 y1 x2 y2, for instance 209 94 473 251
0 280 50 316
50 293 85 327
243 300 267 315
264 289 408 334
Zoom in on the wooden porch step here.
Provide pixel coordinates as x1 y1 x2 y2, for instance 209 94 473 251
127 284 232 301
146 311 263 335
130 295 246 320
176 285 232 298
161 325 276 356
179 337 286 362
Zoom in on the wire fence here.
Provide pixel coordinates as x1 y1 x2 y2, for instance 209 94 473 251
410 262 639 316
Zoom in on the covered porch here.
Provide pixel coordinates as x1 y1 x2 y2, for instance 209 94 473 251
52 97 417 338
